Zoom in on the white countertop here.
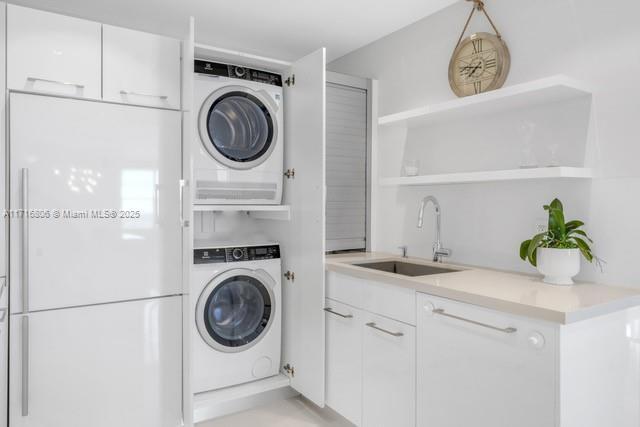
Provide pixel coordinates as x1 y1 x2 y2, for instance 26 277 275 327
325 252 640 324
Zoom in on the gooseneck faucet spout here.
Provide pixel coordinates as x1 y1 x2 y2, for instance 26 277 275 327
417 196 451 263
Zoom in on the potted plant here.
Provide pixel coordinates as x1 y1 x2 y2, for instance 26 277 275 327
519 198 594 285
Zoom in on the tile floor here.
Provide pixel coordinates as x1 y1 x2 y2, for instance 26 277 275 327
196 396 353 427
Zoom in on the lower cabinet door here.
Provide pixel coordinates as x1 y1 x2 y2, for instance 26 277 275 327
325 298 362 426
9 296 183 427
362 312 415 427
416 293 557 427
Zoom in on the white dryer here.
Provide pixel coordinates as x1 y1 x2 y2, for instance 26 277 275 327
192 242 282 393
193 60 284 205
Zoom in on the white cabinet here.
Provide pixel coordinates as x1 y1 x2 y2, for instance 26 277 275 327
325 272 415 427
9 297 182 427
362 313 415 427
416 293 557 427
325 298 362 426
7 5 101 99
103 25 181 109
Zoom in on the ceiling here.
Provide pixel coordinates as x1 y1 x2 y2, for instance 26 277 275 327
7 0 459 62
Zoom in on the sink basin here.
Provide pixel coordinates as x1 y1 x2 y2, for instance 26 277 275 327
352 260 459 277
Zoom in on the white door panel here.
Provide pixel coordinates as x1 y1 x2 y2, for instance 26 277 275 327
325 298 362 426
416 293 557 427
274 47 326 406
9 93 182 312
103 25 181 109
362 313 415 427
9 297 182 427
7 5 101 99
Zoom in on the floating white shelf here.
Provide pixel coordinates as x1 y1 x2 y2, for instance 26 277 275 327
193 204 291 221
194 42 292 72
378 75 592 128
380 167 594 186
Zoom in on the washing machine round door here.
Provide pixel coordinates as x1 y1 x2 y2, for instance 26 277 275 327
196 269 276 353
198 86 278 170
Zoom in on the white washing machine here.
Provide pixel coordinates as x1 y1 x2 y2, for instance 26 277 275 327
193 60 284 205
192 242 282 393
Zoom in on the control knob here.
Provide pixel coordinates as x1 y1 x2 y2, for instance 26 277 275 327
234 66 246 77
232 248 244 260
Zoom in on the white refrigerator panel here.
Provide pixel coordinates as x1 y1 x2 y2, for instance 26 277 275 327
9 93 182 312
9 296 183 427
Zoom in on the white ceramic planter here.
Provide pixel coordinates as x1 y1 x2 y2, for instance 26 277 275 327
536 248 580 285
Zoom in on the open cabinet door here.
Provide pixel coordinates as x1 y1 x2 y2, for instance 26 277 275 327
279 47 326 406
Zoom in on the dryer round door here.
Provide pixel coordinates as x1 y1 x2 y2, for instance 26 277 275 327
198 85 278 170
196 268 276 353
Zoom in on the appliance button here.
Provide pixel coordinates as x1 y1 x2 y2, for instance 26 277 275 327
234 66 246 77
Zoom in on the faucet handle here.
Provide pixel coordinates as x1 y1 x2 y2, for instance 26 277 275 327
398 246 408 258
434 247 452 261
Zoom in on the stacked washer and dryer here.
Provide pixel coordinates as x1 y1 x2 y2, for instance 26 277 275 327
191 60 284 394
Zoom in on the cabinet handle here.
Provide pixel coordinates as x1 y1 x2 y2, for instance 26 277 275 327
323 307 353 319
120 90 168 100
432 308 517 334
179 179 189 227
27 76 85 89
21 316 29 416
22 168 29 313
366 322 403 337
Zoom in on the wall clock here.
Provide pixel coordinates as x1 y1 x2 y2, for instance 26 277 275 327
448 0 510 97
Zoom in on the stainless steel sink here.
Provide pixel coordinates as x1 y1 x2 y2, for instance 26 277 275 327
352 260 459 277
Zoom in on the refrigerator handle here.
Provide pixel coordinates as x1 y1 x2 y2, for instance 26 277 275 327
21 316 29 416
22 168 29 313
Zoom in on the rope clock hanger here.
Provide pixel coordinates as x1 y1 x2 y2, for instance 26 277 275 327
448 0 510 97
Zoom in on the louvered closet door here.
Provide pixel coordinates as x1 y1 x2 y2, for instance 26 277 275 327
325 83 367 252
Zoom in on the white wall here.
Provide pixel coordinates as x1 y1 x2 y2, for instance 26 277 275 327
329 0 640 287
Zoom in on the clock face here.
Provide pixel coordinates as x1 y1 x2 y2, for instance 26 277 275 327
448 32 510 97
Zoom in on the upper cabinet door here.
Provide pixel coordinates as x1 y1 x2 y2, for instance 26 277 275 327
278 48 326 406
103 25 181 109
7 5 101 99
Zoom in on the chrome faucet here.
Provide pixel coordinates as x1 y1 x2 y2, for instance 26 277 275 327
417 196 451 262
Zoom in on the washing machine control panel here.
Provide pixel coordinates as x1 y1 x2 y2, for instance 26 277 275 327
194 245 280 264
194 59 283 87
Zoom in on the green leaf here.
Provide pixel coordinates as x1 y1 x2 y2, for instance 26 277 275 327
550 198 564 211
528 245 538 267
568 229 593 242
573 237 594 262
548 208 566 238
520 240 531 260
565 220 584 232
527 232 547 262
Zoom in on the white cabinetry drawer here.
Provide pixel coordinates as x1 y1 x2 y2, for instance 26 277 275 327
7 5 101 99
326 271 415 325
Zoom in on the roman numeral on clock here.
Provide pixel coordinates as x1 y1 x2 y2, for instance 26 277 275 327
472 39 483 53
485 58 497 69
474 81 482 94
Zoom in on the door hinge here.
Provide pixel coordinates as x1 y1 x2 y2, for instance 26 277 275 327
283 363 295 377
284 168 295 179
284 74 295 87
284 271 295 281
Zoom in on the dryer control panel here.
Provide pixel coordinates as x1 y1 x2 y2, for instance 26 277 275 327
194 59 283 87
194 244 280 264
